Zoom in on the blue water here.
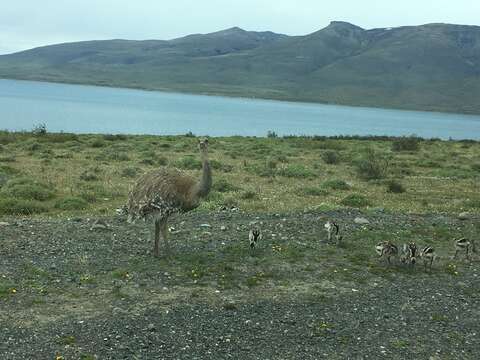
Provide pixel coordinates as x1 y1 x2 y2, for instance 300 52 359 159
1 79 479 139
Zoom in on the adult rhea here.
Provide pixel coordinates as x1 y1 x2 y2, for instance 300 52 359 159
126 138 212 257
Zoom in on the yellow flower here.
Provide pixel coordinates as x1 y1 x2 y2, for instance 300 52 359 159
11 288 16 294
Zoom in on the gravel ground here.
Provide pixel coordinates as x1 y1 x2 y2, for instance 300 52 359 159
0 209 479 359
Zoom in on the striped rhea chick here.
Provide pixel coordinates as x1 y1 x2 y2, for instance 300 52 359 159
453 238 476 260
249 227 262 250
401 242 418 266
420 246 435 271
375 241 399 264
324 220 342 243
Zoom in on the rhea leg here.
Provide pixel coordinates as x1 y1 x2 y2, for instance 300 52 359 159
154 219 161 257
160 218 170 254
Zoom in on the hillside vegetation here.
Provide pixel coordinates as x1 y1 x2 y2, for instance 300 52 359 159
1 22 480 114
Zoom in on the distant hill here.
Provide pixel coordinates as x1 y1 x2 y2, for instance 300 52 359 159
1 22 479 114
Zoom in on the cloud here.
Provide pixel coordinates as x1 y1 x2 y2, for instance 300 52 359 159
1 0 479 54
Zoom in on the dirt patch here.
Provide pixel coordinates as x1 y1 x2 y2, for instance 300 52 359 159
0 209 479 359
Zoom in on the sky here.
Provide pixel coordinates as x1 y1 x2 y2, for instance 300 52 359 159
1 0 479 54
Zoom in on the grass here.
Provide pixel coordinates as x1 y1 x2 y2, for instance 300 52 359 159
0 131 478 216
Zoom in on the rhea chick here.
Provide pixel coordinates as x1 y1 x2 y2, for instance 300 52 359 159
453 238 476 260
249 227 262 250
375 241 398 265
325 220 342 244
420 246 435 272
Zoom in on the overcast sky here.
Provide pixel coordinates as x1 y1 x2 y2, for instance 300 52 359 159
1 0 479 54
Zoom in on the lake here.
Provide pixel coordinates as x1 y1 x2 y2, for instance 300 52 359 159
1 79 480 139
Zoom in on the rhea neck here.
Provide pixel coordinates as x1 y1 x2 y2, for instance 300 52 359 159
194 150 212 198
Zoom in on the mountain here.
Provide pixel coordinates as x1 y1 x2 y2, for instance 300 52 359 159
1 22 479 114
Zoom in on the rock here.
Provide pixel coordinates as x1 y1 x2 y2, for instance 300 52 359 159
0 222 10 226
147 323 156 332
458 212 470 220
354 217 370 225
199 223 211 228
220 226 227 231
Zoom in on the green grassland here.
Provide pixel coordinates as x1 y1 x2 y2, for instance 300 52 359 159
0 130 479 217
1 129 480 358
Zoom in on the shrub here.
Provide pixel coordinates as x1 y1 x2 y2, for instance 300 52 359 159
103 134 127 141
90 139 106 148
184 131 196 138
79 171 98 182
108 152 130 162
471 163 480 172
175 156 201 170
322 179 350 190
322 150 340 164
277 164 315 178
297 187 327 196
121 167 138 178
463 199 480 209
210 160 234 172
355 148 389 180
55 197 89 211
386 180 406 193
0 198 49 215
340 194 371 208
0 156 15 162
157 156 169 166
32 123 47 135
267 130 278 138
140 158 155 166
240 190 257 199
392 136 420 152
1 178 55 201
213 179 239 193
26 141 42 151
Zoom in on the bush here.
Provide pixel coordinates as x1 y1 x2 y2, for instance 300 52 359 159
90 139 106 148
184 131 196 138
277 164 315 178
463 199 480 209
210 160 234 172
392 136 420 152
32 123 47 135
175 156 202 170
80 171 98 182
355 148 389 180
340 194 371 208
297 187 327 196
213 179 239 193
267 130 278 138
240 190 257 199
0 198 49 215
103 134 127 141
471 163 480 172
121 167 138 178
55 197 89 211
386 180 406 193
1 178 55 201
322 150 340 165
322 179 350 190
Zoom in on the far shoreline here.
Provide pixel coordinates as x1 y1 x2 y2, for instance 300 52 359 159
2 76 480 118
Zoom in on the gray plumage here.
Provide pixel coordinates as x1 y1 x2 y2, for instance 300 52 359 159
125 138 212 257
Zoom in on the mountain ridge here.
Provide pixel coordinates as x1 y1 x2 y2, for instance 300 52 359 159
1 22 479 114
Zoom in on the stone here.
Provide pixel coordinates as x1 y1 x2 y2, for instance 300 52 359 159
0 222 10 226
354 217 370 225
220 226 227 231
199 223 211 228
458 212 470 220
